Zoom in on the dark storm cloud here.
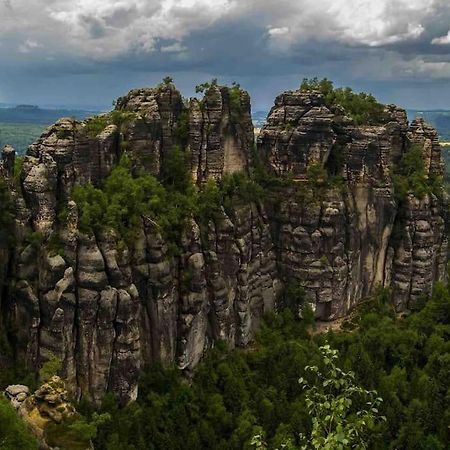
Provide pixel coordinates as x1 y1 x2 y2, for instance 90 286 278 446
1 0 450 109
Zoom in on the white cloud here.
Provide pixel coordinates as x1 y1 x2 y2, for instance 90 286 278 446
432 31 450 45
0 0 449 73
252 0 441 48
18 39 43 53
267 27 289 37
160 42 187 53
47 0 235 57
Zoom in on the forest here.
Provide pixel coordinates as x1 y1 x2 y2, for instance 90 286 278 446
2 279 449 449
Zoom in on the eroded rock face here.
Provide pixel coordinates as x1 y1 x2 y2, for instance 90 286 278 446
116 85 183 175
189 85 254 183
0 86 447 404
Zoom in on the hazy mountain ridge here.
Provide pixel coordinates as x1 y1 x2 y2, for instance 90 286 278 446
0 105 100 154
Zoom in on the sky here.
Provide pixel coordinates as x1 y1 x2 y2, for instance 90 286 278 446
1 0 450 111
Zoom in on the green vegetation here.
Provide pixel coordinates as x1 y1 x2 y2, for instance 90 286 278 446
229 82 244 124
45 412 111 450
298 345 384 449
439 145 450 194
73 155 166 242
293 164 345 205
195 78 219 94
73 148 199 248
0 396 38 450
174 108 190 145
84 110 137 137
39 354 63 383
197 172 264 223
300 78 385 125
393 143 442 201
80 282 450 449
73 146 266 248
0 122 46 155
195 79 244 125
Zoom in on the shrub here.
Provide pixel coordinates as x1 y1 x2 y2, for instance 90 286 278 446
84 111 137 137
229 82 244 124
300 77 385 125
0 396 38 450
73 151 196 246
39 354 63 383
175 109 190 145
84 115 109 137
393 143 434 201
195 78 218 94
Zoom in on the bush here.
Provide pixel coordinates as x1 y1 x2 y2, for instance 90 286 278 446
45 413 111 450
393 143 434 201
73 151 197 246
84 111 137 137
0 396 38 449
39 354 63 383
300 77 385 125
84 115 109 137
195 78 218 94
229 82 244 124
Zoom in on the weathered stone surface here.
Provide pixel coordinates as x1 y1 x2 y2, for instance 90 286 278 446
0 86 447 405
1 144 16 176
259 91 336 177
116 85 183 175
189 85 253 183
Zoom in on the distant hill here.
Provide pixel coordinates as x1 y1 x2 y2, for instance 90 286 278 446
0 104 99 125
0 105 100 154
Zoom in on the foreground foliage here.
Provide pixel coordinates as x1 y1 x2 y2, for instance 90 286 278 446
0 396 38 450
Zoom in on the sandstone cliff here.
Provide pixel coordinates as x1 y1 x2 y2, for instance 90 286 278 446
0 83 447 404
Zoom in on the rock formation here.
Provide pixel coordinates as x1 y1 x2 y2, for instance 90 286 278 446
0 83 447 405
5 377 78 449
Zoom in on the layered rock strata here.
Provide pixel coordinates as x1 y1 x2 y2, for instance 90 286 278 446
0 84 447 404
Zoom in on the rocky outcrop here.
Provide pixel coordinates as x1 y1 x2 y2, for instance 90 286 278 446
5 377 78 449
389 119 448 309
189 85 254 183
0 84 447 405
116 85 183 175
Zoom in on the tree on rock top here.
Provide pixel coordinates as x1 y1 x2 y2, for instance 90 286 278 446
300 77 386 125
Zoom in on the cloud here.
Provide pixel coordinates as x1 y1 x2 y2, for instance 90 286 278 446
160 42 187 53
267 27 289 37
253 0 440 47
1 0 450 109
18 39 43 53
1 0 448 59
47 0 235 57
432 31 450 45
